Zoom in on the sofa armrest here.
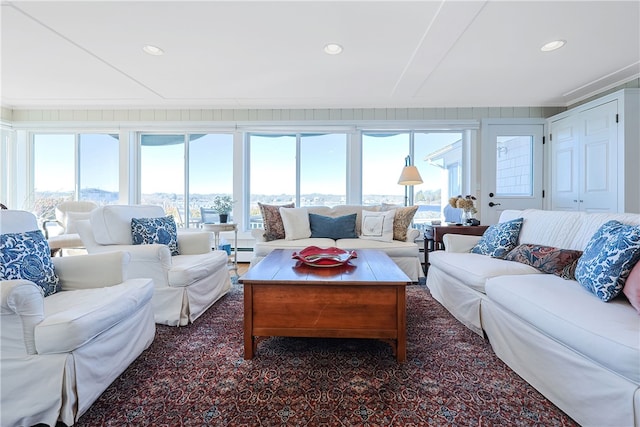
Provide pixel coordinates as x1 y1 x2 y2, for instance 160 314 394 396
443 234 481 253
52 251 132 290
251 228 266 242
177 230 213 255
1 280 44 355
406 228 420 242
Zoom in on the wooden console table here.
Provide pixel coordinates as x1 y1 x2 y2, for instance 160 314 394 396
424 224 489 270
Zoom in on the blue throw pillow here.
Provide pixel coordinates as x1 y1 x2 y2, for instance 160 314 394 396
131 216 180 255
309 213 357 239
575 220 640 302
471 217 523 258
0 230 60 296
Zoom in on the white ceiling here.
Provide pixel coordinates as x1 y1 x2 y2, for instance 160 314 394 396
2 0 639 110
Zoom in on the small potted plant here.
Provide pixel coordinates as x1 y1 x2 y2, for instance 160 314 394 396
211 195 234 223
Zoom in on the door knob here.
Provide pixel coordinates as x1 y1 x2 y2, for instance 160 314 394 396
488 202 501 207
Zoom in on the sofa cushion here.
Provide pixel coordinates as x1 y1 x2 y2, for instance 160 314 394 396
335 238 418 258
168 251 229 287
623 261 640 314
571 212 640 251
504 244 583 277
309 213 357 239
35 278 153 354
513 209 583 249
485 274 640 383
575 220 640 302
505 209 640 251
381 204 418 241
258 202 294 241
280 207 311 240
131 216 180 256
1 230 60 297
471 217 523 258
360 210 395 242
91 205 165 245
428 251 541 293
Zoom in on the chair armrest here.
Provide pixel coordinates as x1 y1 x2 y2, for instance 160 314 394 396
251 228 266 242
177 231 213 255
52 252 132 290
1 280 44 355
406 228 420 242
442 234 481 253
42 219 63 239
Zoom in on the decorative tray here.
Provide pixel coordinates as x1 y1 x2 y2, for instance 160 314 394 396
292 246 357 267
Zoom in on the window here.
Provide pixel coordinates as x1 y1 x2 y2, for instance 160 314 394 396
414 131 464 224
300 134 347 206
247 132 348 229
495 135 533 196
362 133 409 206
140 133 233 227
189 133 234 223
79 134 119 203
361 131 464 225
24 125 471 234
32 133 119 222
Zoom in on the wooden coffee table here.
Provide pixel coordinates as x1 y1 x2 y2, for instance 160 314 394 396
239 249 411 362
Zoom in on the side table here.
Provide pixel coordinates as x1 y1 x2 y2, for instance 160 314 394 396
203 223 238 277
424 224 489 272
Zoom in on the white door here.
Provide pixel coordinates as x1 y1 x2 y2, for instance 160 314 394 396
578 100 618 213
549 116 580 211
481 123 545 224
550 99 618 213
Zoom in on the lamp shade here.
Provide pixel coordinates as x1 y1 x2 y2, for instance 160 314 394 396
398 165 423 185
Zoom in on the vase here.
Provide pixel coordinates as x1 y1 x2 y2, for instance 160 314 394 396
219 214 229 223
462 210 475 225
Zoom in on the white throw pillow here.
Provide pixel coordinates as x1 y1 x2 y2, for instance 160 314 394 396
360 209 395 242
279 207 311 241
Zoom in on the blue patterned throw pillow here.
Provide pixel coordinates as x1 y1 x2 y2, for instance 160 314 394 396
471 217 523 258
131 216 179 255
0 230 60 296
575 220 640 302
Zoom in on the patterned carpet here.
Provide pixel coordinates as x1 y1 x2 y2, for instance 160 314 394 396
77 283 578 426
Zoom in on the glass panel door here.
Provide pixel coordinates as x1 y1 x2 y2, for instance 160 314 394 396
482 123 544 225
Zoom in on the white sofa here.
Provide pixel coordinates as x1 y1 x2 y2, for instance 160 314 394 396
427 209 640 427
77 204 232 326
250 205 425 282
1 210 156 427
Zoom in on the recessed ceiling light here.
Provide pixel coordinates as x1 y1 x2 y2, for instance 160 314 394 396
540 40 566 52
143 45 165 56
323 43 343 55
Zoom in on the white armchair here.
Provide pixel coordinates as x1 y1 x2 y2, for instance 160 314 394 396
0 210 155 427
76 204 231 326
43 200 98 256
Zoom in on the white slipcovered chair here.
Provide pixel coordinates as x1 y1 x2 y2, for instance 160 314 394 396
0 210 155 427
43 200 98 256
76 204 231 326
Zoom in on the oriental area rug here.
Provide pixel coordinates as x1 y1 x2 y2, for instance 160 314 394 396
77 283 578 426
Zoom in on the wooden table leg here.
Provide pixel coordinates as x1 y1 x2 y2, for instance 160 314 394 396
396 286 406 362
243 284 254 359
